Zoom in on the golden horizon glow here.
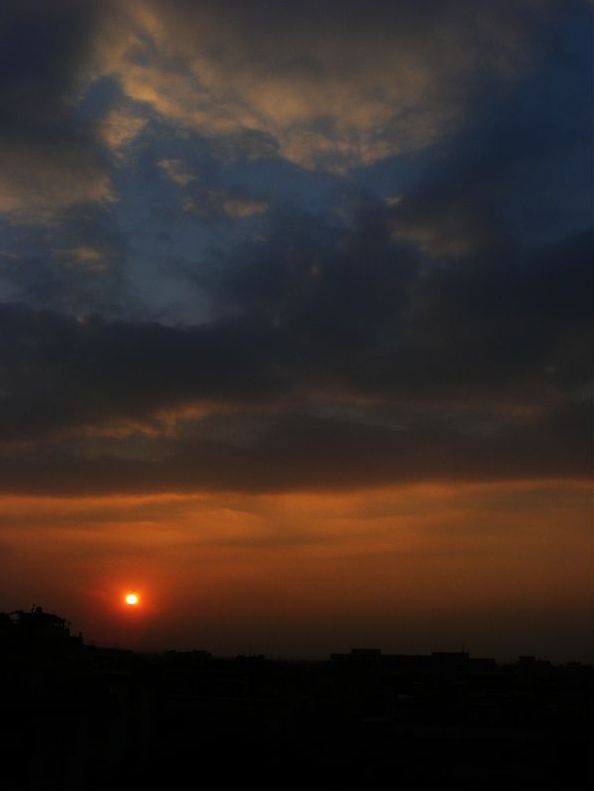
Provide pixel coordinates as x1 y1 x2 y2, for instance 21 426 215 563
0 480 590 660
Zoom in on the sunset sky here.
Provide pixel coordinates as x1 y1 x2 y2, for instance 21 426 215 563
0 0 591 661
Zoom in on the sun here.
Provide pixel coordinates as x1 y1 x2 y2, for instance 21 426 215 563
125 592 139 606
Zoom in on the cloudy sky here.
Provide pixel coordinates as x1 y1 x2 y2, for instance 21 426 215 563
0 0 591 660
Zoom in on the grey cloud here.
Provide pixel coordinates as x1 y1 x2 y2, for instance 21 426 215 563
97 0 556 172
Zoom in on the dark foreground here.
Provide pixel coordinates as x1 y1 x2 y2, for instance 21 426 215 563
1 609 592 790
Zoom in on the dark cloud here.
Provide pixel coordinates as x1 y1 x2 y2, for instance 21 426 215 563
3 217 585 442
0 304 292 441
0 0 111 218
0 398 588 496
0 220 589 493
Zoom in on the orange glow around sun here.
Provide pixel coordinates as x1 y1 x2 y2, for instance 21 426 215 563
125 592 139 606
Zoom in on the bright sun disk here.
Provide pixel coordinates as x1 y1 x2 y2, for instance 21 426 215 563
125 592 139 606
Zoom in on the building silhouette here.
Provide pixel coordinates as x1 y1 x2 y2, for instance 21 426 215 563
0 608 592 789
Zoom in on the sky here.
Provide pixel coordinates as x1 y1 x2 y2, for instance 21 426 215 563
0 0 591 661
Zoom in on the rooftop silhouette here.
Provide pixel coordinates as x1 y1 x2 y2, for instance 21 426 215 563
1 608 592 790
